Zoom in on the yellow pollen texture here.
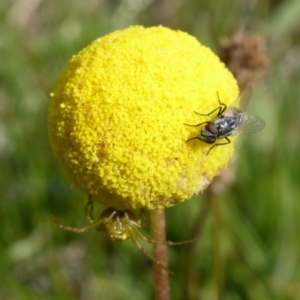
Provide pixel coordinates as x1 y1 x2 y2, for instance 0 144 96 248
48 26 239 210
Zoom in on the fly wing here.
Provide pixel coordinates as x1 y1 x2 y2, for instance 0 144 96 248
231 112 266 136
224 86 252 114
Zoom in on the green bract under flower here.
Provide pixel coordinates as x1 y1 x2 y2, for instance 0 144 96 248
48 26 238 210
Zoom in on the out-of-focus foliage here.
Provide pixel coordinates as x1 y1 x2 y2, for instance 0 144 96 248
1 0 300 299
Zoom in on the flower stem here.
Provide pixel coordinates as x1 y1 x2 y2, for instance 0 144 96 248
150 209 170 300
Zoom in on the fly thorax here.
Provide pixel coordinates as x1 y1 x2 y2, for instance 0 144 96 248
215 117 237 138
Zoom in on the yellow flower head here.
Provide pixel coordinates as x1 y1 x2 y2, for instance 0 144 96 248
48 26 238 210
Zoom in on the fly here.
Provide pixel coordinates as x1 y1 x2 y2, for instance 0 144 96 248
185 87 266 155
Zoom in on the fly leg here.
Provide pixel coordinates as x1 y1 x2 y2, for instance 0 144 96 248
186 135 211 143
184 121 210 128
207 137 230 155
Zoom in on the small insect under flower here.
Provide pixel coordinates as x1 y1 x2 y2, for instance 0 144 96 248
52 197 195 274
185 87 266 155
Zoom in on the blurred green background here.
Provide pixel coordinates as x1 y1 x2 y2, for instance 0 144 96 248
1 0 300 299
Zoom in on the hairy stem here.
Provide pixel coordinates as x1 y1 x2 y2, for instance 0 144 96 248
150 209 170 300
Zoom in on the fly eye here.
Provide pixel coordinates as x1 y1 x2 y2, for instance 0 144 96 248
206 123 218 134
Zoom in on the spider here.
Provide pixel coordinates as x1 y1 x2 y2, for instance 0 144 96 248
52 197 194 274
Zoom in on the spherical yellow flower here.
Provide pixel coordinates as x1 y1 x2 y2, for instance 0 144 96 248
48 26 238 210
